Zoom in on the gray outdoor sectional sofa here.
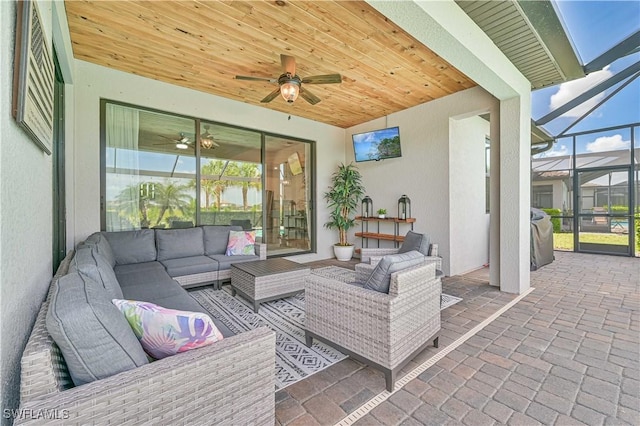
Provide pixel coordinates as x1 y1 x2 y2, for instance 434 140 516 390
17 225 275 425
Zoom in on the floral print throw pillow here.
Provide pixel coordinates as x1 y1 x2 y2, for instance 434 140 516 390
112 299 224 359
225 230 256 256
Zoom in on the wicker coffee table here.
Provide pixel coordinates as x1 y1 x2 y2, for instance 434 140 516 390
230 258 311 312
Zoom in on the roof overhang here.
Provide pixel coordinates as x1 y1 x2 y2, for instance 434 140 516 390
456 0 584 89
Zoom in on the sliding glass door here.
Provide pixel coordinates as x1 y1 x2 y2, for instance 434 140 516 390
264 136 313 255
103 104 196 230
101 100 314 256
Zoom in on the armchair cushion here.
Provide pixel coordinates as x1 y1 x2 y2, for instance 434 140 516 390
398 231 430 256
69 246 123 299
363 250 425 293
103 230 157 265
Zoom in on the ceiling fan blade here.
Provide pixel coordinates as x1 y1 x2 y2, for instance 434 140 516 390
299 87 321 105
261 88 282 103
235 75 277 83
301 74 342 84
281 54 296 75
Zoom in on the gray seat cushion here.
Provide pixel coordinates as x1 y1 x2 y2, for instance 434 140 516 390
83 232 116 268
115 263 178 291
398 231 430 256
202 225 242 255
120 279 186 302
103 230 157 265
160 256 219 277
156 227 205 261
114 261 166 276
208 254 260 271
364 250 425 293
46 272 148 386
69 246 123 299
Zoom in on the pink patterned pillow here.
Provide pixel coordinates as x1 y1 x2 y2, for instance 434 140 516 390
112 299 224 359
226 230 256 256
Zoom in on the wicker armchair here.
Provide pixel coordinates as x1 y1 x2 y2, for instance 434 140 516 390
305 262 441 391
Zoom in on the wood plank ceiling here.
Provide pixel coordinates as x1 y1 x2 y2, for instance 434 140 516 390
65 0 476 128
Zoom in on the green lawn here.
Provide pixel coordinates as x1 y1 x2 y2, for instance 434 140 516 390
554 232 639 255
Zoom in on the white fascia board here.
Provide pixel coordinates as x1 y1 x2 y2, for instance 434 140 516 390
366 0 530 100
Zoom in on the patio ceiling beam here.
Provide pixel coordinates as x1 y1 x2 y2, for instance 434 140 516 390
556 70 640 137
584 30 640 73
535 60 640 125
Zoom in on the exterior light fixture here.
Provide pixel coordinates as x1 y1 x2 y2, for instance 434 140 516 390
398 194 411 220
176 142 189 150
279 73 301 103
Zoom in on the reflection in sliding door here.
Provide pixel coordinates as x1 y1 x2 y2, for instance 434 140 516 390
265 136 312 256
103 103 196 231
198 123 262 237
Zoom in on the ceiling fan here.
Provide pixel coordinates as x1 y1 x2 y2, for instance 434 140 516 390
200 125 220 150
156 132 191 150
235 54 342 105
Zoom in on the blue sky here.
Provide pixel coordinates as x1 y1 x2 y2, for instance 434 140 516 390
532 0 639 156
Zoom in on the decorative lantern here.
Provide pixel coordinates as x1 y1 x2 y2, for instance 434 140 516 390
361 196 373 218
398 195 411 220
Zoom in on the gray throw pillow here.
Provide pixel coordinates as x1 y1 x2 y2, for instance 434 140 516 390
364 250 425 293
70 246 124 299
103 230 157 265
156 227 205 261
398 231 430 256
46 272 148 386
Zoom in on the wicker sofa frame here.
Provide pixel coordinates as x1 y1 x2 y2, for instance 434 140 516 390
305 262 441 392
17 253 276 425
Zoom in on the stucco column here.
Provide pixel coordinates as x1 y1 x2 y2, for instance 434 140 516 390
499 96 531 294
489 108 500 287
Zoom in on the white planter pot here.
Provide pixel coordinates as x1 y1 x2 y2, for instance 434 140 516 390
333 244 354 261
378 214 386 219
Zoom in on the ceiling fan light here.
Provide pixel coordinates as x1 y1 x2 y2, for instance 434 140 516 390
280 80 300 103
201 138 214 149
176 142 189 150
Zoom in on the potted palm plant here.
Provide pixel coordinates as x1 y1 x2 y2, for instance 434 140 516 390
324 163 365 261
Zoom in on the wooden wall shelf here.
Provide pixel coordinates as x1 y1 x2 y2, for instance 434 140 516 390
355 216 415 249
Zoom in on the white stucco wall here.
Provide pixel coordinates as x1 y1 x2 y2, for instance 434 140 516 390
0 1 73 420
72 60 345 261
449 115 491 275
346 87 498 275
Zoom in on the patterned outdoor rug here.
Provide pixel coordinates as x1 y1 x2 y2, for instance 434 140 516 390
189 287 347 390
312 266 463 310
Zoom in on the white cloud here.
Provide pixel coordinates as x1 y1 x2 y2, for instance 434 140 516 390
586 134 630 152
542 144 569 157
549 67 613 118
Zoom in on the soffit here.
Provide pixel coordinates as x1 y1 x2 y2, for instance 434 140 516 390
456 0 584 89
65 0 476 129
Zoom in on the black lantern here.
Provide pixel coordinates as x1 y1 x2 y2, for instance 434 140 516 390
362 196 373 218
398 195 411 220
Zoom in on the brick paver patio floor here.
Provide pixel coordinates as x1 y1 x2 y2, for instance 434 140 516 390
276 252 639 425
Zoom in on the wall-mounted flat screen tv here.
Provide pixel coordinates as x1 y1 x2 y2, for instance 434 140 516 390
352 126 402 162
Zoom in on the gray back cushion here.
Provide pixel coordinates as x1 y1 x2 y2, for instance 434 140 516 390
399 231 430 256
103 230 156 265
202 225 242 255
84 232 116 268
364 250 425 293
46 272 148 386
156 227 204 261
69 246 123 299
